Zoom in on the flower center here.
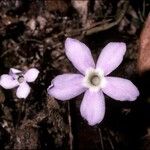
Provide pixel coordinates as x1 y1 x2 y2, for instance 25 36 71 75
90 75 100 86
83 68 106 92
18 75 24 83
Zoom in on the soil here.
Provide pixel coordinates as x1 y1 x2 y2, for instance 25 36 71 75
0 0 150 150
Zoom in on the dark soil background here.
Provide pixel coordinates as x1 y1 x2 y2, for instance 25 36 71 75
0 0 150 150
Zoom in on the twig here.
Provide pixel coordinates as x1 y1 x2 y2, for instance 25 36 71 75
0 49 14 58
16 100 26 128
67 0 129 37
19 38 43 44
107 136 115 150
106 129 115 150
68 101 73 150
86 0 129 35
98 128 104 150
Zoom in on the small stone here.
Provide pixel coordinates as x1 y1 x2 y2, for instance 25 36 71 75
27 18 36 31
37 16 47 30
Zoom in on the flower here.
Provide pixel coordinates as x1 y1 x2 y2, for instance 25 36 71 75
48 38 139 126
0 68 39 99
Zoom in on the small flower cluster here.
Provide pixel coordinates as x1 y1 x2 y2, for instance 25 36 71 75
0 38 140 126
0 68 39 99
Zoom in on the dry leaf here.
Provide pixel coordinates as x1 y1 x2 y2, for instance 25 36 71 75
138 14 150 73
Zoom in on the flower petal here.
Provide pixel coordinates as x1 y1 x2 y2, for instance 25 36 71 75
65 38 95 75
9 68 22 79
96 42 126 75
0 74 19 89
80 90 105 126
102 77 139 101
9 68 22 75
16 82 31 99
24 68 39 82
48 74 86 100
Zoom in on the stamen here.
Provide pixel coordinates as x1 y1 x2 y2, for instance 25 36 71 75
18 75 24 83
90 75 100 86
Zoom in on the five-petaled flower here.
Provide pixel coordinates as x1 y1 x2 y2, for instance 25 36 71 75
48 38 139 126
0 68 39 99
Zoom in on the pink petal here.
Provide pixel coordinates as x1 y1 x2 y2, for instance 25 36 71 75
9 68 22 75
96 42 126 75
24 68 39 82
0 74 19 89
102 77 139 101
16 82 31 99
65 38 95 75
80 90 105 126
48 74 86 100
9 68 21 79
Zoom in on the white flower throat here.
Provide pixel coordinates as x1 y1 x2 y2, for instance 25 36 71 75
83 68 106 92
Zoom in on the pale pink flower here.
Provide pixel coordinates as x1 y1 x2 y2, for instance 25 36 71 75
48 38 139 126
0 68 39 99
